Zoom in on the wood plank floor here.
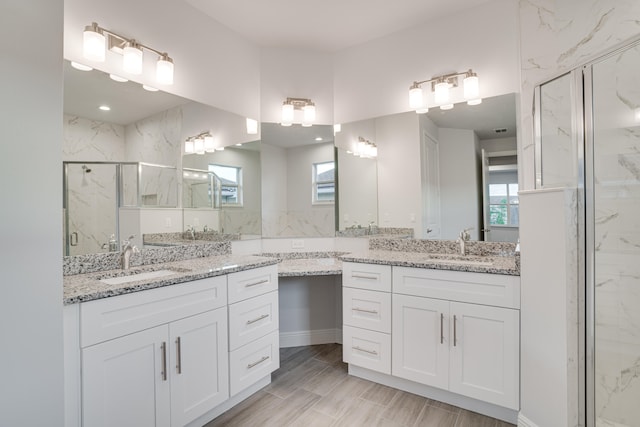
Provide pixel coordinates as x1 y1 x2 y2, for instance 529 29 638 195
204 344 516 427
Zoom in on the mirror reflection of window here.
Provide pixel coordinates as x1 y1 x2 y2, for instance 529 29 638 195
313 161 335 204
489 182 519 226
209 164 242 206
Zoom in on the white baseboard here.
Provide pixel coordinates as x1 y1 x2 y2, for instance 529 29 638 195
517 413 540 427
280 328 341 348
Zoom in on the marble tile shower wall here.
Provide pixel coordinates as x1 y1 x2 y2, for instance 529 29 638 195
519 2 640 425
262 209 336 238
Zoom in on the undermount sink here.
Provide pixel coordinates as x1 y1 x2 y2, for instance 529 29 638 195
97 268 188 285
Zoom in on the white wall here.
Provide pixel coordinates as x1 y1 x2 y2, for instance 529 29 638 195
0 1 64 426
63 0 261 119
333 0 519 124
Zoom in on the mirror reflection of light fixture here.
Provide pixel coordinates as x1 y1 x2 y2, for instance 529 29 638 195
184 131 215 155
281 97 316 127
408 69 481 113
246 118 258 134
82 22 174 85
354 136 377 159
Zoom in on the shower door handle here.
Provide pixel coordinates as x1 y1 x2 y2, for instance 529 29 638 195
70 232 78 246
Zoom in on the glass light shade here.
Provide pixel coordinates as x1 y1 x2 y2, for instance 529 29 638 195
467 98 483 106
281 103 294 126
71 62 93 71
303 103 316 126
142 85 159 92
416 107 429 114
83 25 106 62
367 144 377 158
204 135 215 152
246 118 258 134
440 104 454 110
156 56 174 85
409 86 423 109
109 74 128 82
184 140 194 154
356 141 366 157
434 81 450 104
194 137 205 155
123 44 143 75
463 75 479 99
217 146 225 151
334 124 342 133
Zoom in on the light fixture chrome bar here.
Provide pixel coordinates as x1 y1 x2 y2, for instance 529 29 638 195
410 69 475 90
284 97 313 110
91 22 172 60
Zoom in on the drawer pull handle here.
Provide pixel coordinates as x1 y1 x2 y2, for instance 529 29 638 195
352 274 377 280
440 313 444 344
352 307 379 315
245 279 269 287
453 315 457 347
175 337 182 374
353 346 378 356
247 355 270 369
246 314 269 325
160 342 167 381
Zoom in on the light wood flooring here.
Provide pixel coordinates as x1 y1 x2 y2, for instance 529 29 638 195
205 344 516 427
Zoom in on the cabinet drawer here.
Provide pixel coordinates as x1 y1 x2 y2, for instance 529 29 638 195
393 267 521 309
229 291 279 351
343 325 391 375
227 265 278 304
343 288 391 333
229 330 279 396
80 276 227 348
342 262 391 292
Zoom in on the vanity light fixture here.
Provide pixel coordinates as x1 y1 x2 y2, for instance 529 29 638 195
354 136 377 159
246 118 258 134
82 22 174 85
334 124 342 133
408 69 481 113
281 97 316 127
184 131 215 155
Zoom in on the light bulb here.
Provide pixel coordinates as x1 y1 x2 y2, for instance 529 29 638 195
246 118 258 134
123 42 143 75
303 103 316 127
409 85 423 109
434 80 450 104
184 140 194 154
83 23 105 62
281 103 294 126
204 135 215 152
156 55 174 85
463 72 479 100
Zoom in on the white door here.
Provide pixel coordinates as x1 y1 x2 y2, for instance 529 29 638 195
481 149 492 241
169 308 229 427
421 132 441 238
82 325 171 427
449 301 519 409
392 294 449 389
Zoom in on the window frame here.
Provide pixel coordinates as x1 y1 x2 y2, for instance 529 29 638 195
312 161 335 205
488 182 519 227
209 164 243 207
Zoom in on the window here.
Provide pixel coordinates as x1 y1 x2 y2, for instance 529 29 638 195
313 161 335 204
209 164 242 206
489 183 519 226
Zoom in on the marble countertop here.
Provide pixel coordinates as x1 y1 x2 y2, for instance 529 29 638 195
63 254 278 305
339 250 520 276
277 258 343 277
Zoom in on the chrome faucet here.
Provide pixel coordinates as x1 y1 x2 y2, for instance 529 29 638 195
203 225 209 233
456 228 471 256
121 235 139 270
367 221 378 235
186 225 196 240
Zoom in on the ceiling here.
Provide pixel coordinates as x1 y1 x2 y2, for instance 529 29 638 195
183 0 494 52
261 122 335 149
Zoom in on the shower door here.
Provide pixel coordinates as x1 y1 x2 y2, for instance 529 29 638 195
64 162 119 256
586 41 640 427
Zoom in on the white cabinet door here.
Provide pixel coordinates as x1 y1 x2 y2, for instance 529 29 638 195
449 301 519 410
169 308 229 427
392 294 449 389
82 325 171 427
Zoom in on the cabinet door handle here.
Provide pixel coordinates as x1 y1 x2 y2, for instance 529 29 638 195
246 314 269 325
245 279 268 287
247 355 270 369
352 274 377 280
175 337 182 375
453 315 457 347
352 346 378 356
160 342 167 381
352 307 379 314
440 313 444 344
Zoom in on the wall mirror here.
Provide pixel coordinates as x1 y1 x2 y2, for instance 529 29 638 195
335 93 518 242
63 60 257 255
260 123 336 238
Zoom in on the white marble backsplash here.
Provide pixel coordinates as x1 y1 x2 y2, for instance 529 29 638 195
262 209 335 238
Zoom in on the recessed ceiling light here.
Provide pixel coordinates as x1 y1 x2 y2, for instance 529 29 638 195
315 137 323 141
71 61 93 71
142 85 159 92
109 74 128 82
99 105 111 111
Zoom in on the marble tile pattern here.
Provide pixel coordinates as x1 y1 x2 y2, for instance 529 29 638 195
262 209 336 238
63 253 277 305
143 232 241 245
369 238 518 256
335 227 414 238
124 106 182 167
63 241 231 276
260 252 348 277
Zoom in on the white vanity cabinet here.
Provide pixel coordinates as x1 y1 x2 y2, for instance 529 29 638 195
79 276 229 427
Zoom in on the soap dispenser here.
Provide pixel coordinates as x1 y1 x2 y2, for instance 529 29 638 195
108 234 118 252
